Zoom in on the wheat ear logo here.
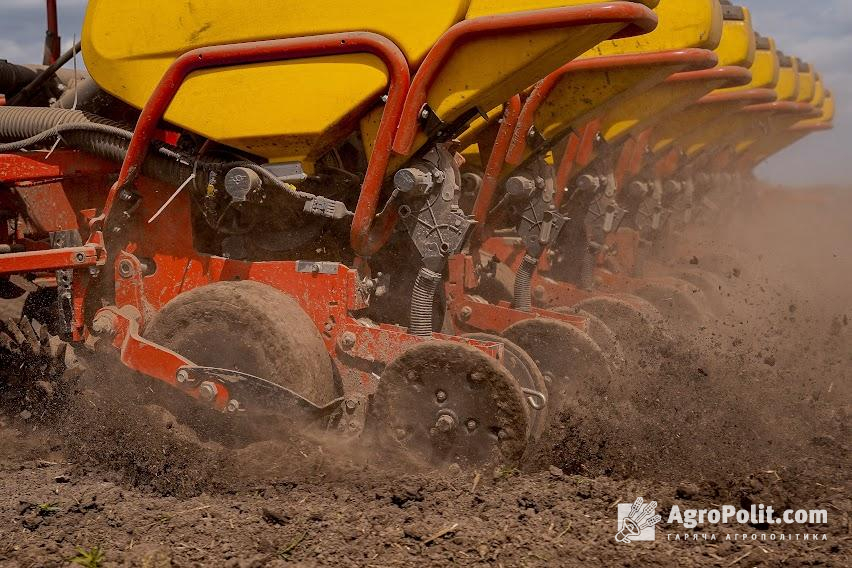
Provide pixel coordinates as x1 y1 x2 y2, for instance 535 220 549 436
616 497 662 543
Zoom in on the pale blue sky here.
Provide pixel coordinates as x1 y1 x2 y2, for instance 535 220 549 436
0 0 849 186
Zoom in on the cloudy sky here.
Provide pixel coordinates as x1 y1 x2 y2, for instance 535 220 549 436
0 0 848 186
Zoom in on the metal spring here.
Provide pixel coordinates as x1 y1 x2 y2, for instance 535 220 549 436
512 254 538 312
409 267 442 338
580 246 597 290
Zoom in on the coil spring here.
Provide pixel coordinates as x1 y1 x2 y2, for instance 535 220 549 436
409 267 442 338
579 246 597 290
512 254 538 312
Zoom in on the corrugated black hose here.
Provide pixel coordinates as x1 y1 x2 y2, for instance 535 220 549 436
512 254 538 312
409 267 442 338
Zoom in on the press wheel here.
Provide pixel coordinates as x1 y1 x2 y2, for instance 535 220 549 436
372 340 529 467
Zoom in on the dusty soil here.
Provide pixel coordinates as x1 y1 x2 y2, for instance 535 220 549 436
0 184 850 567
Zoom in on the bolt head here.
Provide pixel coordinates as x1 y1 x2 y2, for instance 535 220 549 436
176 370 189 384
198 381 218 403
339 331 357 350
226 399 240 412
435 414 456 433
118 260 134 278
466 419 478 431
435 390 447 403
460 306 473 321
345 399 358 411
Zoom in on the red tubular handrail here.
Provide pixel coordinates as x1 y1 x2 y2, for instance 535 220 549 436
506 48 719 165
666 65 752 88
790 122 832 133
696 88 777 106
742 101 817 116
554 118 601 194
98 32 411 259
471 95 522 239
44 0 60 65
392 2 658 156
553 132 581 207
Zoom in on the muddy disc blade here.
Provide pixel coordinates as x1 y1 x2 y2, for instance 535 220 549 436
550 306 626 372
372 340 529 467
502 318 613 417
572 295 664 360
632 279 709 326
463 332 549 440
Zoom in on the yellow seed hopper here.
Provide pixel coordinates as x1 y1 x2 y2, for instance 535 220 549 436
83 0 658 171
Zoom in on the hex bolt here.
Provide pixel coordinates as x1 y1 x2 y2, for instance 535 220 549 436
338 331 356 351
344 399 358 411
466 419 478 432
198 381 219 403
460 306 473 321
176 369 189 384
435 390 447 403
435 414 456 433
118 259 134 278
226 399 240 412
74 252 85 263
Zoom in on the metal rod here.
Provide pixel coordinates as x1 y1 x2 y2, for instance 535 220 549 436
7 40 81 106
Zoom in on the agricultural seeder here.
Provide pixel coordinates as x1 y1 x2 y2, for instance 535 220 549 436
0 1 832 467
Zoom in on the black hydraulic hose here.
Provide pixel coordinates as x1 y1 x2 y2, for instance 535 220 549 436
7 40 81 106
0 61 38 97
409 267 442 338
0 106 316 202
512 254 538 312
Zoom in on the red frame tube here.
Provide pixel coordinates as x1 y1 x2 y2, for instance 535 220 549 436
44 0 60 65
392 3 658 155
99 32 411 259
471 95 522 237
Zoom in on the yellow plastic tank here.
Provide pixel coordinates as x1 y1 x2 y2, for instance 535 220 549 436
713 5 755 67
584 0 721 56
454 0 719 170
596 3 755 144
83 0 656 170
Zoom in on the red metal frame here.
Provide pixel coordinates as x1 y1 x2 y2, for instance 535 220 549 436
0 245 104 275
44 0 60 65
505 49 718 165
789 122 832 133
742 101 818 116
471 95 521 237
95 32 412 261
555 119 601 194
443 254 589 335
392 2 659 155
